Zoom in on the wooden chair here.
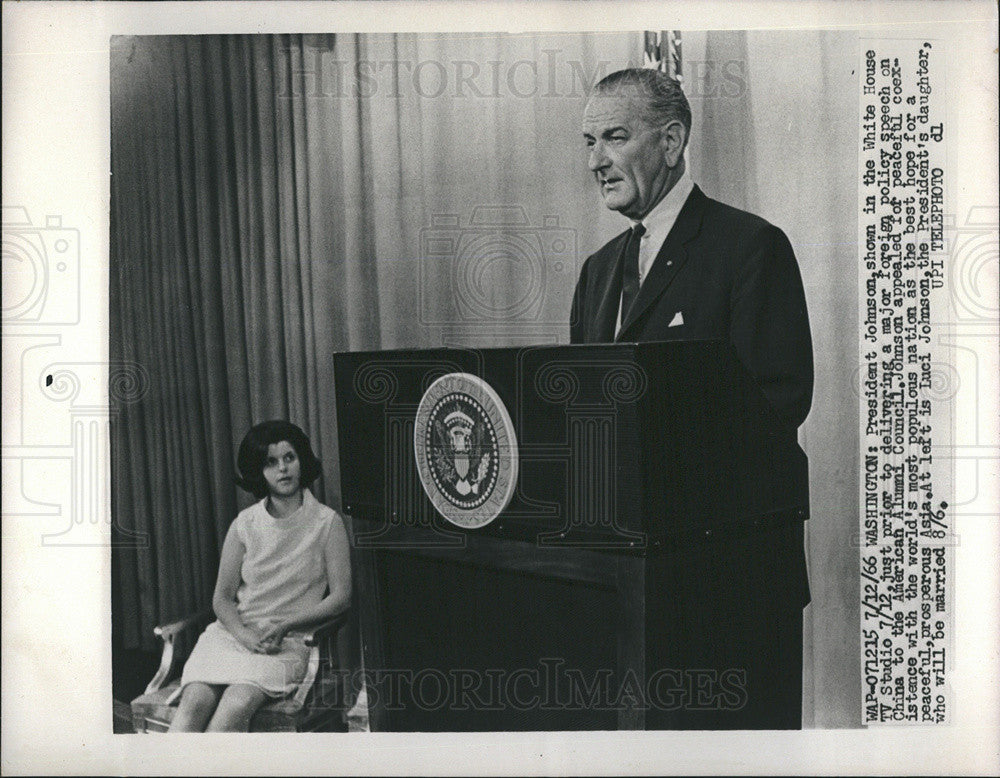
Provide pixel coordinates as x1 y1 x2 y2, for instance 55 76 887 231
130 609 350 732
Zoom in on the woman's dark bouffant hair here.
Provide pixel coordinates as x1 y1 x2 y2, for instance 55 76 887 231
234 420 322 499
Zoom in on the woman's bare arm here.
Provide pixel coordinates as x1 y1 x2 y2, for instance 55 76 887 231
212 524 263 652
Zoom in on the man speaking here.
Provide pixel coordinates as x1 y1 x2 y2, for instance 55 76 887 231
571 68 814 728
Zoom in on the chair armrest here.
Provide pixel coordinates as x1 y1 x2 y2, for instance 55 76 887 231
291 610 351 709
303 610 349 647
154 608 214 641
145 609 213 695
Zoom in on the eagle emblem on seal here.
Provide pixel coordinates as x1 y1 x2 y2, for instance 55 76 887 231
431 406 492 497
414 373 519 529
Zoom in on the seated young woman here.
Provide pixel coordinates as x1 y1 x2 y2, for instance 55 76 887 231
168 420 351 732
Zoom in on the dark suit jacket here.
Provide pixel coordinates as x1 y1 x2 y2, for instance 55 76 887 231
571 183 814 651
571 184 814 431
568 187 813 727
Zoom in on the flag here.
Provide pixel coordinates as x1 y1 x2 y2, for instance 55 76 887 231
643 30 682 84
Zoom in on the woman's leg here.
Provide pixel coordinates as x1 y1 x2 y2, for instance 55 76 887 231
168 682 223 732
205 684 269 732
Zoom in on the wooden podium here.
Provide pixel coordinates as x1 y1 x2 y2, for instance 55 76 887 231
334 341 810 730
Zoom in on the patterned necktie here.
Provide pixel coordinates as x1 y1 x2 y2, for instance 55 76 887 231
620 223 646 325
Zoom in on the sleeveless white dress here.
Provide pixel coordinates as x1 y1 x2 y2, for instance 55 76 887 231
179 489 337 696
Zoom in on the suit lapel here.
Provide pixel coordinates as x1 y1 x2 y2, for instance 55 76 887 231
591 229 631 341
616 185 707 341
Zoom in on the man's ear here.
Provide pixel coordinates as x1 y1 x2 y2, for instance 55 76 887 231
660 120 687 167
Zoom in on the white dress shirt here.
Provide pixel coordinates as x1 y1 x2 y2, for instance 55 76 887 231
615 169 695 337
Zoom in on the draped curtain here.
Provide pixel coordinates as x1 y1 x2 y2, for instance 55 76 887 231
112 35 354 648
111 31 859 727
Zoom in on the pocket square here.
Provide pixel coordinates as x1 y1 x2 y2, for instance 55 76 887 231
669 311 684 327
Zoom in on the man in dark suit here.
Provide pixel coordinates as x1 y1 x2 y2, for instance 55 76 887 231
572 68 813 428
571 68 813 728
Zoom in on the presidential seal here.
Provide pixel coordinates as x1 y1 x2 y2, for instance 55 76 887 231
414 373 518 529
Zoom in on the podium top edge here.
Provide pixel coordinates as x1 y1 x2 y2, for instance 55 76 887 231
333 339 727 359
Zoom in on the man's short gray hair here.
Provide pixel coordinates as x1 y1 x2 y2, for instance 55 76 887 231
593 68 692 141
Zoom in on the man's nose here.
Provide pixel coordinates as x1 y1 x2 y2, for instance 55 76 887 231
588 142 609 172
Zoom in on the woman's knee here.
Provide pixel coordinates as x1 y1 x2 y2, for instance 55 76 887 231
184 682 221 706
168 683 222 731
206 684 268 731
220 683 267 708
